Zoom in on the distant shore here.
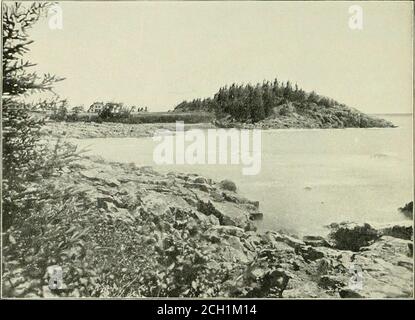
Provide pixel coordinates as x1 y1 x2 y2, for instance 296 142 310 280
42 117 397 140
41 121 216 139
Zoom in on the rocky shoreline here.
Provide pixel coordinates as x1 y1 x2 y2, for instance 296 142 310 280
41 113 396 140
214 111 395 130
4 155 412 298
41 121 216 139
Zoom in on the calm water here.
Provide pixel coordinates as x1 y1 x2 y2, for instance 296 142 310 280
72 114 413 236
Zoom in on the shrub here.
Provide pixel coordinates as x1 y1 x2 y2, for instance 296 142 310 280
399 201 413 219
328 223 380 251
219 179 237 192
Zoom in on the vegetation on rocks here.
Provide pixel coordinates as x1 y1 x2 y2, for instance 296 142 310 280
2 2 67 229
2 2 412 299
399 201 413 219
49 107 214 124
327 223 380 252
3 156 413 298
174 79 394 129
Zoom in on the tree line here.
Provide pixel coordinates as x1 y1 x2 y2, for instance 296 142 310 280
174 79 343 122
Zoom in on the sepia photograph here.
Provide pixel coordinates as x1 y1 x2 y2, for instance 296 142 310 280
1 0 414 301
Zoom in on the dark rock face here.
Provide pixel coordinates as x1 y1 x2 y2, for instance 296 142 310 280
339 288 363 298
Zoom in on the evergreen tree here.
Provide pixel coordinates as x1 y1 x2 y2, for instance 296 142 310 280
2 2 65 228
173 76 342 122
249 85 265 122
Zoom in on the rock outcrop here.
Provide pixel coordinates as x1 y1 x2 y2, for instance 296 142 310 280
3 156 413 298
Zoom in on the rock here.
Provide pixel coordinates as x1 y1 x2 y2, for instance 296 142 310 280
226 235 245 251
397 260 412 270
303 235 331 247
318 275 345 290
250 267 266 279
197 200 250 229
193 176 208 184
205 225 244 242
18 143 415 298
110 207 134 223
42 285 59 298
297 245 325 261
247 268 291 298
265 231 305 249
100 201 117 212
192 210 220 225
185 182 211 192
219 179 237 192
345 236 414 298
208 225 246 237
267 241 296 254
339 288 363 298
249 212 263 221
207 214 220 225
222 191 259 209
80 169 99 180
118 182 140 208
141 191 193 216
223 246 250 264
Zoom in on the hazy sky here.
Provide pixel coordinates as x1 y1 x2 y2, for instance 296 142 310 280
26 1 413 113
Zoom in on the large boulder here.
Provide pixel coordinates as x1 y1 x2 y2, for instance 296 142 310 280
303 235 331 248
197 200 251 230
141 191 194 216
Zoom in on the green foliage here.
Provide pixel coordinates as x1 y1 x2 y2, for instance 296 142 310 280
399 201 413 219
97 103 118 120
1 1 90 297
2 2 248 298
2 2 64 96
52 99 69 121
2 2 66 228
89 207 237 297
174 78 339 123
3 178 247 297
3 173 100 297
328 223 380 252
52 110 214 124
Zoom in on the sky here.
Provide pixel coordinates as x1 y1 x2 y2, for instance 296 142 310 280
24 1 413 114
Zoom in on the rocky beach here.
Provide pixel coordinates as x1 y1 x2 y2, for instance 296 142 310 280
3 153 413 298
41 121 216 139
2 1 412 302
